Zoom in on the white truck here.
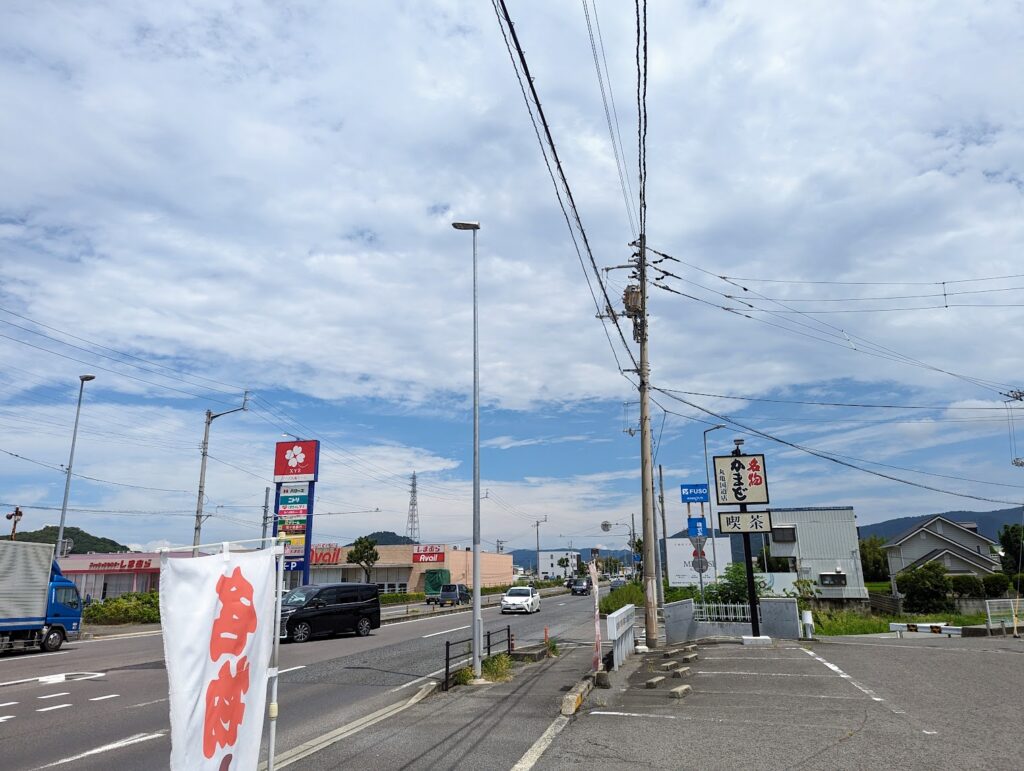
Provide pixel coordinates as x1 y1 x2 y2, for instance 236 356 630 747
0 540 83 653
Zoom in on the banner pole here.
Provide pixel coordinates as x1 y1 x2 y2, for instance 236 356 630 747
267 542 284 771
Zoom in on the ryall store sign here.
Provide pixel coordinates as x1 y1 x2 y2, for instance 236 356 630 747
412 545 445 563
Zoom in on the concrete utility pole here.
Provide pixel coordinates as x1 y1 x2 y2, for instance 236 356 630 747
652 450 665 609
261 487 272 546
193 392 249 556
658 464 669 587
57 374 95 558
533 516 548 578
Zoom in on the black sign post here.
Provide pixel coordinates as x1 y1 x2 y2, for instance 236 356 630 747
739 502 761 638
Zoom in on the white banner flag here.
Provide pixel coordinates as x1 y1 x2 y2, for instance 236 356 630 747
161 548 276 770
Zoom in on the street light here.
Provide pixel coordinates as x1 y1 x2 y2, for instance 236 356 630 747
453 219 483 678
703 424 726 581
56 374 96 558
192 392 249 556
601 520 635 576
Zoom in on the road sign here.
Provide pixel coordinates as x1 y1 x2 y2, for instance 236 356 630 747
688 535 707 551
680 484 709 503
713 454 769 505
687 517 707 538
692 557 709 573
718 510 773 534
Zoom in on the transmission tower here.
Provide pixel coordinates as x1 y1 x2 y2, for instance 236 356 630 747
405 472 420 543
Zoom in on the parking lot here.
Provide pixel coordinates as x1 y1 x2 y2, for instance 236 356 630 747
537 634 1024 769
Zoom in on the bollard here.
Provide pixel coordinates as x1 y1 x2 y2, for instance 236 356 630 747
801 609 814 639
544 626 549 646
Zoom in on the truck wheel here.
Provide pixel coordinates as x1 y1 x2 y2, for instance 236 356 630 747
41 629 63 652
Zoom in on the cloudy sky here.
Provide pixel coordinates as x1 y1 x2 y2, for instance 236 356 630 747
2 1 1023 555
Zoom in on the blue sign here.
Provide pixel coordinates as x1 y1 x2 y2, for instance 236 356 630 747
633 553 642 562
687 517 707 538
680 484 710 503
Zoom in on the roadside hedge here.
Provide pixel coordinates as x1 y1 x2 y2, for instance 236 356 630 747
983 573 1009 598
83 591 160 625
950 575 985 599
381 592 425 605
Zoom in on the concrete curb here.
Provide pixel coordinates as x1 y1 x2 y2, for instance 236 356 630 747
560 676 594 716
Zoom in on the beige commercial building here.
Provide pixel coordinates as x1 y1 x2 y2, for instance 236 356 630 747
306 543 513 593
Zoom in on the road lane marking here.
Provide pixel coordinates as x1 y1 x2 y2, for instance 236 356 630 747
130 698 168 707
388 658 471 693
510 714 570 771
591 710 676 719
0 715 15 723
278 665 306 675
0 701 18 707
89 694 119 701
78 631 163 642
37 731 166 767
36 704 71 712
801 649 884 701
422 624 470 639
696 671 838 677
37 692 71 699
0 652 67 664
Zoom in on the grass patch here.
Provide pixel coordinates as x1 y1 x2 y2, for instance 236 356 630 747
451 667 474 687
815 609 988 636
481 653 513 682
864 581 891 594
545 637 559 657
599 582 644 614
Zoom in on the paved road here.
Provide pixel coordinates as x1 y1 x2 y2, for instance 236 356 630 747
0 588 602 769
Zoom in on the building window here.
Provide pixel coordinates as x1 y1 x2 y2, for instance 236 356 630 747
771 526 796 543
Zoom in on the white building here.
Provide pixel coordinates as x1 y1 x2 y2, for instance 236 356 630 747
538 550 579 579
764 506 868 600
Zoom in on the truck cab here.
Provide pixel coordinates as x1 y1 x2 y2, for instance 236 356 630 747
42 566 83 651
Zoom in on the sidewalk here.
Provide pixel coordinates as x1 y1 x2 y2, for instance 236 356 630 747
287 639 595 771
80 622 162 638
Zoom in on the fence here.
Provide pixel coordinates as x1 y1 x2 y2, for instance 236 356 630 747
442 625 513 691
605 604 635 671
694 602 753 623
985 599 1022 631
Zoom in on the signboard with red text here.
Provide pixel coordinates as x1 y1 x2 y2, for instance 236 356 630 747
273 441 320 483
160 548 275 770
412 544 445 564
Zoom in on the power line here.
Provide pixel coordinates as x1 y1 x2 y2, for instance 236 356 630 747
0 446 191 492
656 388 1014 411
721 272 1024 287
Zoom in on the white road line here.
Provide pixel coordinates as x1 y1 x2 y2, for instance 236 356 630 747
278 665 306 675
38 692 71 699
388 658 471 693
0 652 67 664
510 714 570 771
0 701 18 707
591 710 676 719
421 624 470 639
696 671 838 678
88 694 120 701
78 630 163 643
923 730 938 735
0 715 15 723
801 649 884 701
130 698 167 708
557 603 566 606
36 704 71 712
37 731 166 767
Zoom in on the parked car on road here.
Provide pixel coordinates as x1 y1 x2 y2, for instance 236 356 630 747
437 583 470 607
564 578 575 589
609 578 627 591
280 583 381 643
570 578 592 596
500 586 540 614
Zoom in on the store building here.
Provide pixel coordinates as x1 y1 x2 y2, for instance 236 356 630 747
537 550 579 580
59 551 167 601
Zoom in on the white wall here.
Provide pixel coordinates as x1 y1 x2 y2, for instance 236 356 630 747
666 537 732 587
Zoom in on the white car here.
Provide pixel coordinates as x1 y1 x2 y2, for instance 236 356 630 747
500 586 540 614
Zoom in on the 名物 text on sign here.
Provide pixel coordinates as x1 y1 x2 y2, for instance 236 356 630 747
718 510 773 534
713 454 769 505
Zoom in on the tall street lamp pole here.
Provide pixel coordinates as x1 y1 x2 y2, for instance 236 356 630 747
453 220 483 678
56 374 96 558
703 424 726 581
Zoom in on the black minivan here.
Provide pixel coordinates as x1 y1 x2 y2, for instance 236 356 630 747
280 583 381 643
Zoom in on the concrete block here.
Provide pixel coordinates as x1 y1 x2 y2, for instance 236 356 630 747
662 648 680 658
560 679 594 716
659 661 679 671
646 676 666 689
595 670 611 689
681 644 697 653
671 667 691 679
669 684 692 699
680 653 698 663
742 635 772 646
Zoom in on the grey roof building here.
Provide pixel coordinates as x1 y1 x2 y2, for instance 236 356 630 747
883 516 999 578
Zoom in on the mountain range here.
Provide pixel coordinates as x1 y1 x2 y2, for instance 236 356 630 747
856 507 1023 543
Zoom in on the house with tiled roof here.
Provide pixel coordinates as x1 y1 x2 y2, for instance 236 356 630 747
883 515 999 579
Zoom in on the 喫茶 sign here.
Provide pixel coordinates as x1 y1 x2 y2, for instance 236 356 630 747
713 454 769 505
718 510 773 534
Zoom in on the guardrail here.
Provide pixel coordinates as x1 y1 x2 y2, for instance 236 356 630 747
606 604 635 671
985 598 1022 632
442 624 513 691
889 622 961 637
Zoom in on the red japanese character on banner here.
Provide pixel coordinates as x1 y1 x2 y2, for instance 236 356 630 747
210 567 257 660
203 656 250 759
748 471 764 486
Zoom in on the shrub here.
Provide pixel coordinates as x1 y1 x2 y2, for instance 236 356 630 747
599 582 644 614
83 591 161 625
544 637 559 657
949 575 985 599
983 573 1010 598
481 653 513 681
703 562 768 604
895 563 952 614
451 667 474 687
664 585 701 604
380 592 425 605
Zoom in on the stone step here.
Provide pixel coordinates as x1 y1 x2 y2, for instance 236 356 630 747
662 648 681 658
681 644 697 653
646 676 666 689
670 666 691 679
680 652 698 663
659 661 679 671
670 684 693 699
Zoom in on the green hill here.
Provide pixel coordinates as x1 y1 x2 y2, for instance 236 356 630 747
0 525 130 554
347 530 417 546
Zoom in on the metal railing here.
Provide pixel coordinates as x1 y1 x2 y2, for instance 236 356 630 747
606 604 635 671
985 598 1022 632
694 602 755 623
442 624 513 691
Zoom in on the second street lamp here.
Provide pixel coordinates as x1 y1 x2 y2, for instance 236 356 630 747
56 374 96 558
452 219 483 678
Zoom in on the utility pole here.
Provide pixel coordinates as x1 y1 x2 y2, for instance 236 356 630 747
533 516 547 579
261 487 272 546
630 510 637 574
193 391 249 557
6 506 22 540
651 452 665 609
495 538 505 554
658 464 669 588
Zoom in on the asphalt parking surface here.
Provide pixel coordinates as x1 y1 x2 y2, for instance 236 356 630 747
538 633 1024 770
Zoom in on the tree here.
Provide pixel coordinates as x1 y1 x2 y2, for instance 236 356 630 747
983 572 1009 599
346 536 380 583
895 562 951 613
704 562 768 604
604 556 622 576
997 523 1023 577
557 557 570 577
949 574 984 599
859 535 890 582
